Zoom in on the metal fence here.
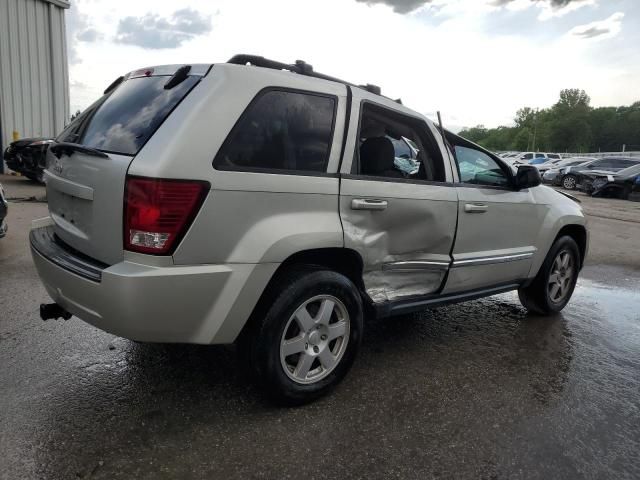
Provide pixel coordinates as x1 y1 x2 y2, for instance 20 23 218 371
563 152 640 158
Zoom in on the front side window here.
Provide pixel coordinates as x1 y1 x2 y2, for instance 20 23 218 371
455 145 510 187
535 153 546 158
214 90 336 173
352 103 445 181
521 153 534 160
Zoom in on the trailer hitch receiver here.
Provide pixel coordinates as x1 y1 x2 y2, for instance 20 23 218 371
40 303 72 321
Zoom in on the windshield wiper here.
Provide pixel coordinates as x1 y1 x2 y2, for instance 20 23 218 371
164 65 191 90
50 142 109 159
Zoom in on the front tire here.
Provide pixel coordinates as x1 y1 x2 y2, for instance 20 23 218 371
518 236 580 315
243 268 363 405
562 174 578 190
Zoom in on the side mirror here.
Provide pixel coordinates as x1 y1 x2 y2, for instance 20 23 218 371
515 165 542 189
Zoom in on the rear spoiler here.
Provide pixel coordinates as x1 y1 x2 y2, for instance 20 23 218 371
125 64 212 80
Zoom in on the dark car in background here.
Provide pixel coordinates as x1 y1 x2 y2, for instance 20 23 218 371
559 157 640 190
542 157 595 186
0 182 7 238
3 137 53 183
581 164 640 200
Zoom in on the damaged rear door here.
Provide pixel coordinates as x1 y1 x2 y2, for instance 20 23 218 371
339 94 458 303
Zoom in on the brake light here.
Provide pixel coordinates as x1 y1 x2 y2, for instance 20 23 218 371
124 176 209 255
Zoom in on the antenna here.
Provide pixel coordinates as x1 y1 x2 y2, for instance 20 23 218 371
437 111 453 163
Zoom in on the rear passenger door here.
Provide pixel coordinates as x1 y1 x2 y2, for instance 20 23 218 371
443 139 544 293
339 92 458 303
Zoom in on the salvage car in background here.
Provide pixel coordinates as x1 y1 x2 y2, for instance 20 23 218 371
542 157 595 186
581 164 640 199
0 182 7 239
3 137 53 183
558 157 640 190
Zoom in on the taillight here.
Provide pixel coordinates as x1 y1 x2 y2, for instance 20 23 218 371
124 176 209 255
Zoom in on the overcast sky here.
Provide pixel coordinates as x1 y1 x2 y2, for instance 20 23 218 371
66 0 639 130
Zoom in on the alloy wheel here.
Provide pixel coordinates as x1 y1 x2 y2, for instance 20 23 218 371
562 176 576 189
548 250 575 304
280 295 350 385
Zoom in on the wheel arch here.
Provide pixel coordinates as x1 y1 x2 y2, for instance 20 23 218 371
554 224 588 269
236 248 370 343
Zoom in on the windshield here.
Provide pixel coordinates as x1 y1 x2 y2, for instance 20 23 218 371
57 75 200 156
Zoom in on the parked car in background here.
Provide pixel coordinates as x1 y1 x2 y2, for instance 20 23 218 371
3 137 53 183
30 56 588 404
0 182 7 239
560 157 640 190
542 158 595 186
513 152 548 165
535 157 564 174
581 164 640 199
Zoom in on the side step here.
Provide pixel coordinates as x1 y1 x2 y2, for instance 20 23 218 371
374 283 522 318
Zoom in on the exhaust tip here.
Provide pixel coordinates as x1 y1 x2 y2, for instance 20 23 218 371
40 303 72 321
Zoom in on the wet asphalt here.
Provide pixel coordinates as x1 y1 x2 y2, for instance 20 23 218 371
1 178 640 479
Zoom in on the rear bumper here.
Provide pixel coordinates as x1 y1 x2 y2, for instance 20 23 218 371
30 223 277 344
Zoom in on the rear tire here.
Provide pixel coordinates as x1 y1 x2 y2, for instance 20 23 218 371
241 267 363 405
518 236 580 315
562 174 578 190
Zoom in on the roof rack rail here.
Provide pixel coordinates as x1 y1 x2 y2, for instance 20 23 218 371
227 54 383 96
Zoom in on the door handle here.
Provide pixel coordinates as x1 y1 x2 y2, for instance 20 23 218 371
464 203 488 213
351 198 388 211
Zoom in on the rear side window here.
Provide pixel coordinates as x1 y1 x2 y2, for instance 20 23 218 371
352 102 446 182
214 89 336 173
535 153 546 158
58 75 200 156
522 153 533 160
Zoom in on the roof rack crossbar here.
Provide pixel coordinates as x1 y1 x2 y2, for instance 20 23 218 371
227 54 382 96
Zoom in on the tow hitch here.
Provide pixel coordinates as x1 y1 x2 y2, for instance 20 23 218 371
40 303 72 321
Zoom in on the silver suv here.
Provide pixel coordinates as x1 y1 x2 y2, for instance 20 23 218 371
31 56 588 404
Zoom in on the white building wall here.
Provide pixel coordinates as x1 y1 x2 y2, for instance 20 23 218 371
0 0 70 164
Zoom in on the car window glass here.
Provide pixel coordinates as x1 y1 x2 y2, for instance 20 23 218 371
352 103 445 182
455 145 510 187
535 153 546 158
522 153 533 160
70 75 200 156
619 159 637 168
214 90 335 173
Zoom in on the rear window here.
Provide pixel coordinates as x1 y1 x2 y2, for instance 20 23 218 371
214 89 336 173
57 75 200 156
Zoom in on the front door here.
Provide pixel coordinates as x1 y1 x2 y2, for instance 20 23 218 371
339 95 458 303
444 139 545 293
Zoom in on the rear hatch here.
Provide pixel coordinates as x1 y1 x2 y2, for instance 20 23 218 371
45 64 210 265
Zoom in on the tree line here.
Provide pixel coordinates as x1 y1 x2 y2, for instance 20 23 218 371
458 89 640 153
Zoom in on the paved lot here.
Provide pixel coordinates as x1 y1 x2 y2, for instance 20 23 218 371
1 175 639 479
